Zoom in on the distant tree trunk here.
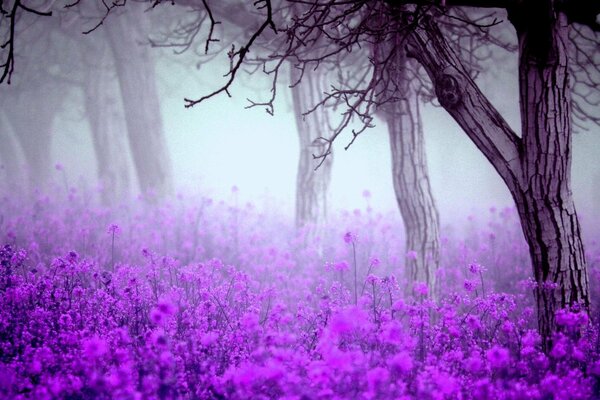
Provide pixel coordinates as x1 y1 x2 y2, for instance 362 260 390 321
105 4 173 199
290 65 333 232
593 173 600 222
406 6 589 350
511 4 588 349
0 109 26 188
81 41 131 205
3 87 63 191
383 70 440 295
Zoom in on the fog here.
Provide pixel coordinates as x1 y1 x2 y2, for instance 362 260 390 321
3 7 600 229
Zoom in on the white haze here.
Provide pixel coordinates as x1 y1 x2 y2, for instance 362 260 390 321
50 45 600 229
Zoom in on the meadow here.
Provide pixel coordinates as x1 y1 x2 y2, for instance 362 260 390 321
1 187 599 399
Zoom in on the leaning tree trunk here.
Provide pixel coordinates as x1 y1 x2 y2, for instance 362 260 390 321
405 8 589 351
81 39 131 206
105 4 173 199
290 65 333 233
4 86 63 192
511 4 589 350
383 71 440 295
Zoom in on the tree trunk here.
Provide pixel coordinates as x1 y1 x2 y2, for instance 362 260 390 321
290 65 333 232
3 87 63 192
0 109 26 188
383 70 440 295
105 4 173 199
81 40 131 205
511 4 589 349
405 7 589 350
593 173 600 222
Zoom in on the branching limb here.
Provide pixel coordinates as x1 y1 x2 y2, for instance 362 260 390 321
1 0 52 84
184 0 277 108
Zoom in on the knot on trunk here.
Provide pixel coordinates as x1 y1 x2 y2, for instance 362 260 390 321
435 73 461 109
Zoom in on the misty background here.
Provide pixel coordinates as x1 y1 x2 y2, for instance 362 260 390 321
3 7 600 229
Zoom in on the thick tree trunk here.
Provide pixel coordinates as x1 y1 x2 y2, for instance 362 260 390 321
105 4 173 199
81 41 131 205
290 65 333 231
384 80 440 295
405 7 589 350
511 5 589 348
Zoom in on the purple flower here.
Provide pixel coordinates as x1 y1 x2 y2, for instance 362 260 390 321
343 231 356 244
82 336 108 359
366 366 389 391
464 279 475 292
486 345 510 370
157 299 176 316
413 282 428 296
66 251 78 264
468 263 484 274
389 351 413 373
333 260 349 271
108 223 121 236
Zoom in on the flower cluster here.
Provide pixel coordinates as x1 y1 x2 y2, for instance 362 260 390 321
0 193 599 399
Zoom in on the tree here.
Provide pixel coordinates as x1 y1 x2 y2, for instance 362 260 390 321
3 87 64 191
3 0 599 349
104 3 173 199
290 65 334 231
377 41 440 294
400 2 596 349
202 0 596 348
79 35 131 205
0 109 26 188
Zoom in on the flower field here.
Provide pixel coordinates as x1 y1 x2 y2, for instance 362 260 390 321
1 190 599 399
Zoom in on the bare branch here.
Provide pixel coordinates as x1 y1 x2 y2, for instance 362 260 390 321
184 0 277 108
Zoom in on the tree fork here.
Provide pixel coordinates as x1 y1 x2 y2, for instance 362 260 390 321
404 9 590 350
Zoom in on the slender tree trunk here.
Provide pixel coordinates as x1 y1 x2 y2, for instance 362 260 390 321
105 4 173 199
3 87 62 191
0 109 26 188
375 38 440 295
81 41 131 205
593 173 600 222
383 73 440 295
290 65 333 232
511 4 589 348
405 6 589 350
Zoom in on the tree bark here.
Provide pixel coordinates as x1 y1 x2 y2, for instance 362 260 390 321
405 7 590 350
383 65 440 295
105 3 173 199
511 3 589 348
374 35 441 295
81 41 131 206
290 65 333 232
